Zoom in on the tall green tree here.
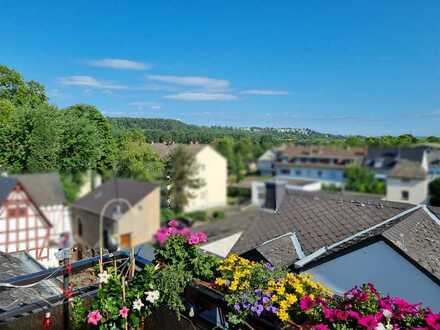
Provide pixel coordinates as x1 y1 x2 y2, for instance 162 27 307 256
0 65 47 108
115 129 164 181
64 104 117 175
165 146 204 212
0 104 61 173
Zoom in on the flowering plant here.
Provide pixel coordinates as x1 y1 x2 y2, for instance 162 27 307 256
153 219 207 246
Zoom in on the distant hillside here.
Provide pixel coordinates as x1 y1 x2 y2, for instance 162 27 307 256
108 117 346 146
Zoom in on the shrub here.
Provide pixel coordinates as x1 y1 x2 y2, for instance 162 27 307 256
160 208 179 224
185 210 208 222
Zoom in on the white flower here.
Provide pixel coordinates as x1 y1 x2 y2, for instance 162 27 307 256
145 290 160 303
383 309 392 319
98 271 110 284
132 298 144 311
374 323 387 330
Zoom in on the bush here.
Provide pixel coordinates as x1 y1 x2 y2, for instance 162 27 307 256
228 187 251 198
185 210 208 222
429 177 440 206
212 211 225 220
322 183 342 192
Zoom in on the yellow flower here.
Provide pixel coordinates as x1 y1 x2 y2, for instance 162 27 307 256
277 309 289 322
271 294 278 302
215 278 226 286
286 293 297 304
280 300 289 310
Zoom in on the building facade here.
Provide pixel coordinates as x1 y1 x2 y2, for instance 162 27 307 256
0 177 51 261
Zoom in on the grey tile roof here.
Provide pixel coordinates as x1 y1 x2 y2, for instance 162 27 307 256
383 208 440 280
0 177 17 205
0 252 61 311
364 146 426 172
256 235 298 267
71 178 159 220
12 173 65 206
388 160 427 179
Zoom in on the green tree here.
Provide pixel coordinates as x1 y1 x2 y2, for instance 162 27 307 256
429 178 440 206
215 136 236 172
165 146 204 212
345 165 385 195
0 65 47 108
115 129 164 181
58 108 101 174
0 104 61 173
64 104 117 175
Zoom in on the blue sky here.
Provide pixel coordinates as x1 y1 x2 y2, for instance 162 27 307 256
1 1 439 136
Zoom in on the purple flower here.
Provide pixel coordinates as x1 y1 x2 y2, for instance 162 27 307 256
262 296 269 304
234 304 241 312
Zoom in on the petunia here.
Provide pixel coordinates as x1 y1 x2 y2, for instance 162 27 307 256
358 315 379 330
300 296 315 312
168 219 179 228
87 310 102 326
313 324 330 330
145 290 160 303
425 313 440 330
119 306 129 318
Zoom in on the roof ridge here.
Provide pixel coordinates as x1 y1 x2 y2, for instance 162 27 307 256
422 205 440 226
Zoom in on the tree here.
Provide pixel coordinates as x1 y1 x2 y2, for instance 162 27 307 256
429 178 440 206
115 129 164 181
58 108 101 174
165 146 204 212
0 65 47 108
64 104 117 175
345 165 385 195
0 104 61 173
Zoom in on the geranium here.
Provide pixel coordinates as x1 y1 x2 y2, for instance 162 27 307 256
87 310 102 326
132 298 144 311
119 306 129 318
168 219 179 228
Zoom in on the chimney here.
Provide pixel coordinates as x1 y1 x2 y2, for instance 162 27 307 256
264 181 286 211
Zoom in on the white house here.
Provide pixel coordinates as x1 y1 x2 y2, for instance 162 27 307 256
151 144 227 213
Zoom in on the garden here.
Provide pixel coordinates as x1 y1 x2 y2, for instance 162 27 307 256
73 220 440 330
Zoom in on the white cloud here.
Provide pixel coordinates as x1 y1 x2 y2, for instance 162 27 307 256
129 101 161 110
240 89 289 95
58 75 127 90
147 75 229 90
165 92 238 101
86 58 151 70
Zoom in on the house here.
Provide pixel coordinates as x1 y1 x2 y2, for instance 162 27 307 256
386 160 429 204
272 145 366 186
199 189 440 311
256 149 279 176
151 143 227 213
71 178 160 250
0 177 52 262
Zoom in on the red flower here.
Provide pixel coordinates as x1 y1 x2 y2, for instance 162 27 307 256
63 286 73 299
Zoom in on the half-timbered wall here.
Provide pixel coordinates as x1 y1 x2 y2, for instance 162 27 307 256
0 185 50 261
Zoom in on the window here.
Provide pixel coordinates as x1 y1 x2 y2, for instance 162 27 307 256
6 207 27 218
401 178 410 183
401 190 409 201
295 170 302 176
317 170 322 178
280 169 290 175
77 219 83 237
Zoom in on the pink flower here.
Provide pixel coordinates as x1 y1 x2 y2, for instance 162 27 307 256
323 307 336 322
119 306 129 318
166 226 178 236
313 324 330 330
349 311 361 319
168 219 179 228
358 315 378 330
425 313 440 330
196 231 207 243
335 310 349 321
300 296 315 311
87 310 102 326
188 233 200 245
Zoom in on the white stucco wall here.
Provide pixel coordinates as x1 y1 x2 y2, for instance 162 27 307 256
306 241 440 312
386 177 428 204
184 146 227 213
